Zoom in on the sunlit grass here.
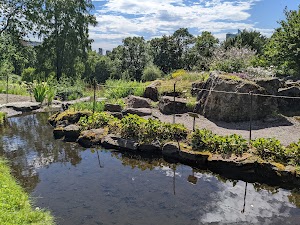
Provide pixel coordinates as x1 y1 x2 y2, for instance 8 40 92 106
0 158 54 225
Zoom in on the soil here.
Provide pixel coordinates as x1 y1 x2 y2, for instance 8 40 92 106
1 94 299 146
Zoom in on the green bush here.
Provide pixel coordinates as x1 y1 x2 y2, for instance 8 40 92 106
33 82 48 103
251 138 286 161
191 129 248 155
78 112 116 130
21 67 43 82
141 65 162 81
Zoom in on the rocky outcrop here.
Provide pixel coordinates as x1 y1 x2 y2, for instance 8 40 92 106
78 128 107 147
127 95 151 108
195 75 278 121
278 86 300 114
162 142 180 158
48 111 91 127
122 108 152 116
159 96 188 115
255 78 282 95
143 81 160 101
104 103 122 112
191 81 205 96
101 135 139 151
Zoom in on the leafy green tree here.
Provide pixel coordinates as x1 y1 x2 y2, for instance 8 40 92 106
223 29 267 55
36 0 97 80
265 6 300 76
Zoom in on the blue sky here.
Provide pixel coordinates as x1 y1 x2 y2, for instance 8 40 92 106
90 0 299 51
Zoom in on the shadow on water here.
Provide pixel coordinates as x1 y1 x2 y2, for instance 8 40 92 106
0 113 300 225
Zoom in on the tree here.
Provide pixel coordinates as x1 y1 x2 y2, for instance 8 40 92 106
36 0 97 80
191 31 219 70
223 29 267 55
265 6 300 76
0 0 42 35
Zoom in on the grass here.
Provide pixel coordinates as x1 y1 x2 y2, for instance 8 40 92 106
0 81 28 96
70 99 125 112
0 112 7 125
0 158 54 225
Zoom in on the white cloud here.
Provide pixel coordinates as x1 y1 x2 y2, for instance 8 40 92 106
90 0 269 50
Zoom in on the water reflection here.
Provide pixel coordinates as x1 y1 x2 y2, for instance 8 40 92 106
0 113 300 225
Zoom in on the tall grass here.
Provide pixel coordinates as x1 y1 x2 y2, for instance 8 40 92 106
0 81 28 96
0 112 7 125
104 79 147 99
0 158 54 225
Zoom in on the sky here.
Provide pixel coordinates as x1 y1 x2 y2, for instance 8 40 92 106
90 0 299 52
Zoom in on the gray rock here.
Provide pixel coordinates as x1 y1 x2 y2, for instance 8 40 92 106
78 128 106 147
278 86 300 113
162 142 180 158
104 103 122 112
127 95 151 108
5 102 41 112
159 96 188 115
122 108 152 116
53 127 65 139
255 78 281 95
143 81 161 101
138 141 161 153
195 74 278 121
101 135 139 151
191 81 205 96
63 124 81 141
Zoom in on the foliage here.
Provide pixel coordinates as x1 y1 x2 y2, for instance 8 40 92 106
55 75 85 100
46 85 56 106
210 47 256 73
21 67 44 82
104 79 146 99
191 129 248 155
0 112 7 125
141 64 162 81
33 81 48 103
78 112 116 130
171 69 187 79
251 138 300 166
119 114 188 143
265 6 300 76
70 101 105 113
0 158 54 225
186 97 197 111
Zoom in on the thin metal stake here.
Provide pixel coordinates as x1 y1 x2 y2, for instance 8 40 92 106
93 79 96 114
6 73 8 103
173 82 176 124
249 92 253 143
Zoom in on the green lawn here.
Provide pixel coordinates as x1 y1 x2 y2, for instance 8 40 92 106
0 158 54 225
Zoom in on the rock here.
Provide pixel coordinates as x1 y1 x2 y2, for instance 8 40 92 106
78 128 106 147
109 112 123 119
5 102 41 112
63 124 81 141
53 127 65 139
0 107 22 117
278 86 300 114
101 135 139 151
159 96 188 115
127 95 151 108
49 111 91 127
191 81 205 96
143 81 161 101
255 78 281 95
104 103 122 112
122 108 152 117
179 149 210 163
195 74 278 121
138 141 161 153
162 142 180 158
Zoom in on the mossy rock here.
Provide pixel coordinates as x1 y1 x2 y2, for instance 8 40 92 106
49 110 92 127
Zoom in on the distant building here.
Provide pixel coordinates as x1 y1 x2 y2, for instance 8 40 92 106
98 48 103 55
226 29 241 40
20 40 41 47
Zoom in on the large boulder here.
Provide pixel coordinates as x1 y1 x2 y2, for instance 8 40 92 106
101 135 139 151
277 86 300 114
143 81 161 101
127 95 151 108
138 141 161 153
63 124 81 142
122 108 152 117
104 103 122 112
195 74 278 121
159 96 188 115
191 81 205 96
255 78 282 95
78 128 107 147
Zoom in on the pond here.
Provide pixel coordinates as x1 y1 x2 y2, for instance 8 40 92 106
0 113 300 225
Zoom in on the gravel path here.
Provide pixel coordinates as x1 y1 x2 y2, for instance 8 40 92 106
1 94 299 145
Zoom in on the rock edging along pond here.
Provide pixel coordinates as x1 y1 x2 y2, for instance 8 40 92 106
48 110 300 189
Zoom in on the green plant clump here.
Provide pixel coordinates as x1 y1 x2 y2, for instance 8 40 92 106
191 129 248 155
78 112 117 130
0 112 7 125
0 158 54 225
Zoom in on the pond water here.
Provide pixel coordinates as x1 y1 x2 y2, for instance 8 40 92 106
1 113 300 225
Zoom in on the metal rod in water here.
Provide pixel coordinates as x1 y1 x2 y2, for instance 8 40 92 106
173 82 176 124
249 92 253 143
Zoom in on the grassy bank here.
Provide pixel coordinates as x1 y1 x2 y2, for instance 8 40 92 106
0 158 54 225
0 112 7 125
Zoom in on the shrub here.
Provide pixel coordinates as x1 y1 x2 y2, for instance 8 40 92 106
78 112 116 130
33 82 48 103
191 129 248 155
171 69 187 79
141 65 162 81
21 67 42 82
251 138 286 161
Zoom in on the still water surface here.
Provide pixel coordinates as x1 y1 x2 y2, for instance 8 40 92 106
0 113 300 225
